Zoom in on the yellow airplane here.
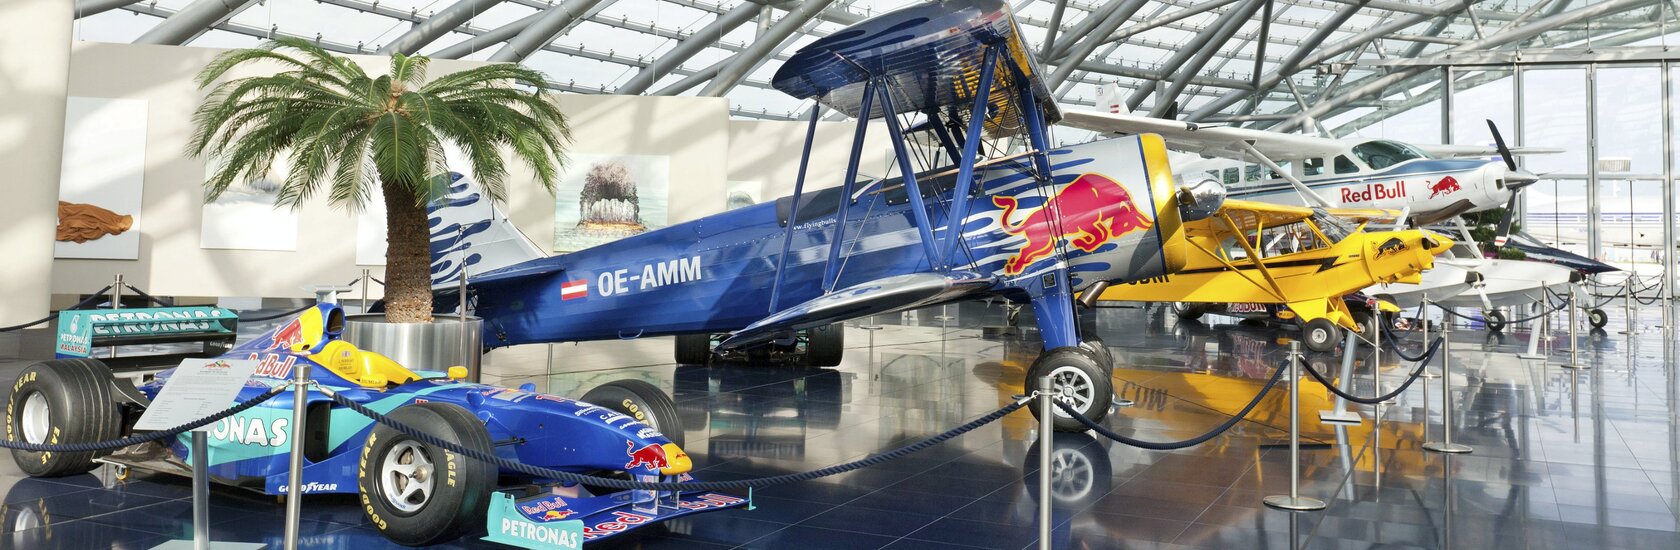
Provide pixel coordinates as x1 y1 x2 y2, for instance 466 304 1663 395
1096 199 1452 352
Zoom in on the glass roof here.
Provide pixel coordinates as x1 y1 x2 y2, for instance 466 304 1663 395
72 0 1680 138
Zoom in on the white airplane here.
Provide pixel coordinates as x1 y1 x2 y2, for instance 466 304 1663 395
1063 84 1554 226
1523 187 1674 250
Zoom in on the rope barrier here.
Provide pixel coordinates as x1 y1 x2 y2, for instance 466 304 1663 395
325 390 1027 491
0 384 287 453
237 303 318 322
1381 325 1440 362
0 286 116 333
1426 297 1571 327
1297 338 1441 405
121 284 174 307
1056 361 1287 450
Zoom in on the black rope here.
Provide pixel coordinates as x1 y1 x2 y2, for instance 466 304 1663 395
121 284 173 307
326 390 1026 491
1057 361 1287 450
237 303 317 322
0 384 287 452
0 286 116 333
1297 338 1441 405
1381 325 1441 363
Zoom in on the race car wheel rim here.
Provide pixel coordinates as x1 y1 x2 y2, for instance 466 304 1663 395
21 392 50 445
381 440 436 514
1047 366 1095 419
1050 448 1094 502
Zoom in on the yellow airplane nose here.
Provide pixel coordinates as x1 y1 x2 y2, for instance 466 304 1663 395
1418 230 1453 256
659 443 692 475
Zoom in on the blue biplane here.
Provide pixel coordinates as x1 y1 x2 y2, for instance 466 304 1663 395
440 0 1226 430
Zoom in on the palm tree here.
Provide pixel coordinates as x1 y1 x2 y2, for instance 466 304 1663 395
188 37 569 323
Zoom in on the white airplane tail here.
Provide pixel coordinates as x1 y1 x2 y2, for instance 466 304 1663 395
1094 82 1129 115
427 172 547 288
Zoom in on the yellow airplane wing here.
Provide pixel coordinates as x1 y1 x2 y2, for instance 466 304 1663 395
1183 199 1399 239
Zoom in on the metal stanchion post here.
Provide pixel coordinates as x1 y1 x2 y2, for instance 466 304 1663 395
1037 376 1052 550
283 364 311 550
1265 342 1326 511
110 274 123 359
1560 286 1587 370
192 431 210 550
1422 322 1472 454
1320 329 1361 424
360 268 370 313
1622 276 1635 334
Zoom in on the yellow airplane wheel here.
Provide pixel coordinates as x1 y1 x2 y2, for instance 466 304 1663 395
1301 318 1339 353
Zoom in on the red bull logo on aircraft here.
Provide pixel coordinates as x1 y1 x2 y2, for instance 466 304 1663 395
1428 176 1461 199
991 173 1153 275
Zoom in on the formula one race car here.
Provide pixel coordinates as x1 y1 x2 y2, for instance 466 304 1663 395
1171 293 1400 352
4 304 741 547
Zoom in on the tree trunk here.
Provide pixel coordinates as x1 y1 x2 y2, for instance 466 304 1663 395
383 178 433 323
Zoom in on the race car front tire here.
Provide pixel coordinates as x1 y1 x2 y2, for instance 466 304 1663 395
6 358 120 477
1171 302 1204 320
359 402 494 547
581 379 685 449
805 324 845 367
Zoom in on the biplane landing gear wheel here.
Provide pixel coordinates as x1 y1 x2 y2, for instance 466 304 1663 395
1300 318 1338 353
582 379 686 449
1484 310 1508 333
674 333 713 365
1171 302 1204 320
1026 348 1113 432
804 324 844 367
1587 308 1609 329
1079 337 1114 372
359 402 494 547
6 359 120 477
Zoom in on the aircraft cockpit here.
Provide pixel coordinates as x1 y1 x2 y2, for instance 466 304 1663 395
1349 139 1433 170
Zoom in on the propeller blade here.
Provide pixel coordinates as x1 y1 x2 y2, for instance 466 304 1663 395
1493 194 1518 248
1486 119 1518 171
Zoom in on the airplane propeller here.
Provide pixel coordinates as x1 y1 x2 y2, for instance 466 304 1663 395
1487 119 1539 190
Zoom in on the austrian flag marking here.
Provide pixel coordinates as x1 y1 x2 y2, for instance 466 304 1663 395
561 280 588 300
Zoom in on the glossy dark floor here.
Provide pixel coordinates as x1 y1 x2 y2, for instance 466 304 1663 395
1 299 1678 549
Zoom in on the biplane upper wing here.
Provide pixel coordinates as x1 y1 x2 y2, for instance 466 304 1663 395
1058 110 1345 161
716 272 996 350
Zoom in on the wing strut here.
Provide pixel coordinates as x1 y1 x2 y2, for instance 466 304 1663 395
878 83 946 269
938 45 999 266
821 79 878 292
1238 140 1336 209
768 104 824 312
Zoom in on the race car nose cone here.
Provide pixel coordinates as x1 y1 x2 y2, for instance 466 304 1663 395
659 443 692 475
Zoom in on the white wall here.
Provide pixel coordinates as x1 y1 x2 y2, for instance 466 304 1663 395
0 0 72 325
49 42 886 300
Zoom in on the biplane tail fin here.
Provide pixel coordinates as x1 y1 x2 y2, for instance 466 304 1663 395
426 172 548 288
717 272 997 350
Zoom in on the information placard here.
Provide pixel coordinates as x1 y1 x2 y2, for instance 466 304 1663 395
134 358 261 432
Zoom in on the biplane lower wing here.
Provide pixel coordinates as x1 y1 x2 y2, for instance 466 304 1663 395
717 272 997 350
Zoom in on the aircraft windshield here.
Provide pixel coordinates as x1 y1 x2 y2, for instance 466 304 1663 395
1351 140 1430 170
1310 208 1358 244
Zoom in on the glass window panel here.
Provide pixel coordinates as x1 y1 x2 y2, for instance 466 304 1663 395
1525 178 1591 257
1521 68 1588 175
1597 67 1662 176
1450 69 1513 148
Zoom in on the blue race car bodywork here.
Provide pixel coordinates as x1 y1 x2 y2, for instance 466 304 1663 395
117 304 740 544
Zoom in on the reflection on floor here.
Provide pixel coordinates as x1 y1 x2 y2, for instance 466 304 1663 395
0 300 1677 549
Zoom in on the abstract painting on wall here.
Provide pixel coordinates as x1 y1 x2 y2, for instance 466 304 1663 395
552 154 670 252
724 180 760 211
200 151 299 251
56 96 147 260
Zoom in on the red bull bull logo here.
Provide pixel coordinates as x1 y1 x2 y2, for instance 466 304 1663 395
1428 176 1461 199
268 320 304 351
542 510 574 520
991 173 1153 275
624 441 667 471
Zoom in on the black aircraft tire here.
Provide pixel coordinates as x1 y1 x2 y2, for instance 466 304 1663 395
674 333 713 365
6 359 119 477
1079 337 1115 372
805 324 845 367
1484 310 1508 333
1026 347 1114 432
1588 308 1609 329
581 379 686 449
359 402 495 547
1301 318 1339 353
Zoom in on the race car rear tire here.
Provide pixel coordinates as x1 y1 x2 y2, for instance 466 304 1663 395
581 379 685 449
1301 318 1339 353
805 324 845 367
1353 312 1378 342
6 358 120 477
359 402 494 547
1484 310 1508 333
1171 302 1204 320
1026 348 1113 432
1588 308 1609 329
674 333 712 365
